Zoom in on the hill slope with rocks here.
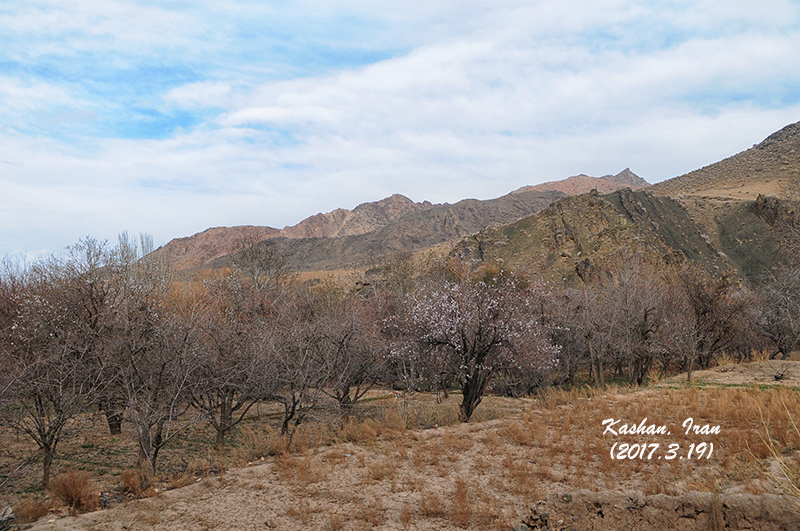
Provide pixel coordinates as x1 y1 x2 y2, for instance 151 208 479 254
648 121 800 201
452 188 733 284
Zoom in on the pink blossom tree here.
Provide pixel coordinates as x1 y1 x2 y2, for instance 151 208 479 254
391 265 558 422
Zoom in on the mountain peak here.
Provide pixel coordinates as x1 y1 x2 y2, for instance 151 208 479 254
515 169 649 196
605 168 650 189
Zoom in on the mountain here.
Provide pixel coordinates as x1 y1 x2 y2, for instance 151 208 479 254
202 190 564 273
279 193 435 239
645 120 800 275
159 194 435 271
514 169 649 196
164 226 281 271
161 120 800 281
451 121 800 284
160 168 650 274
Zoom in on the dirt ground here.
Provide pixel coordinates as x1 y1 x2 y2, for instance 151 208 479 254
4 361 800 531
661 359 800 388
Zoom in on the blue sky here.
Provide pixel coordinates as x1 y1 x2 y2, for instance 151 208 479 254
2 0 800 259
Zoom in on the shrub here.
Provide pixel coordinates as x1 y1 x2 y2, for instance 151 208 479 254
119 468 153 497
47 470 99 514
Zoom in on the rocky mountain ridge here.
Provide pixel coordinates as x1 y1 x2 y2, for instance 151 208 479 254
514 168 649 196
161 170 651 273
201 190 564 273
161 194 434 270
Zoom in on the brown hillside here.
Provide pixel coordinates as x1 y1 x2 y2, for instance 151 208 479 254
645 120 800 277
161 226 280 271
160 195 436 272
648 120 800 201
515 168 649 196
452 188 732 284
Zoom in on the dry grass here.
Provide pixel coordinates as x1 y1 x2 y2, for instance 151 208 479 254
419 489 446 518
274 451 325 486
119 468 153 497
47 470 99 514
2 369 799 530
400 503 413 528
353 497 387 527
13 497 52 524
450 478 472 528
761 397 800 507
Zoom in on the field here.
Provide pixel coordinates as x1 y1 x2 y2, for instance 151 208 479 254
2 360 799 530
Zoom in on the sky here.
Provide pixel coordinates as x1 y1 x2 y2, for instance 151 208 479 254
2 0 800 260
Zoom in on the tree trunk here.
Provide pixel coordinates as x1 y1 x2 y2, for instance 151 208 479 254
459 371 488 423
105 411 124 435
215 429 227 453
42 446 54 488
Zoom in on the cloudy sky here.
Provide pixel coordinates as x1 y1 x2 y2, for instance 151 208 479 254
2 0 800 259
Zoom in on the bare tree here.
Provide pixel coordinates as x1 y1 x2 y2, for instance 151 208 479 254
230 236 294 298
191 274 273 451
601 254 666 385
97 232 173 435
677 265 754 371
261 286 331 442
101 234 200 475
758 265 800 359
119 287 202 476
0 242 109 487
313 284 390 416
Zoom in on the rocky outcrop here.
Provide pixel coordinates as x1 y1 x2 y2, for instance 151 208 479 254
0 507 14 531
452 188 731 283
